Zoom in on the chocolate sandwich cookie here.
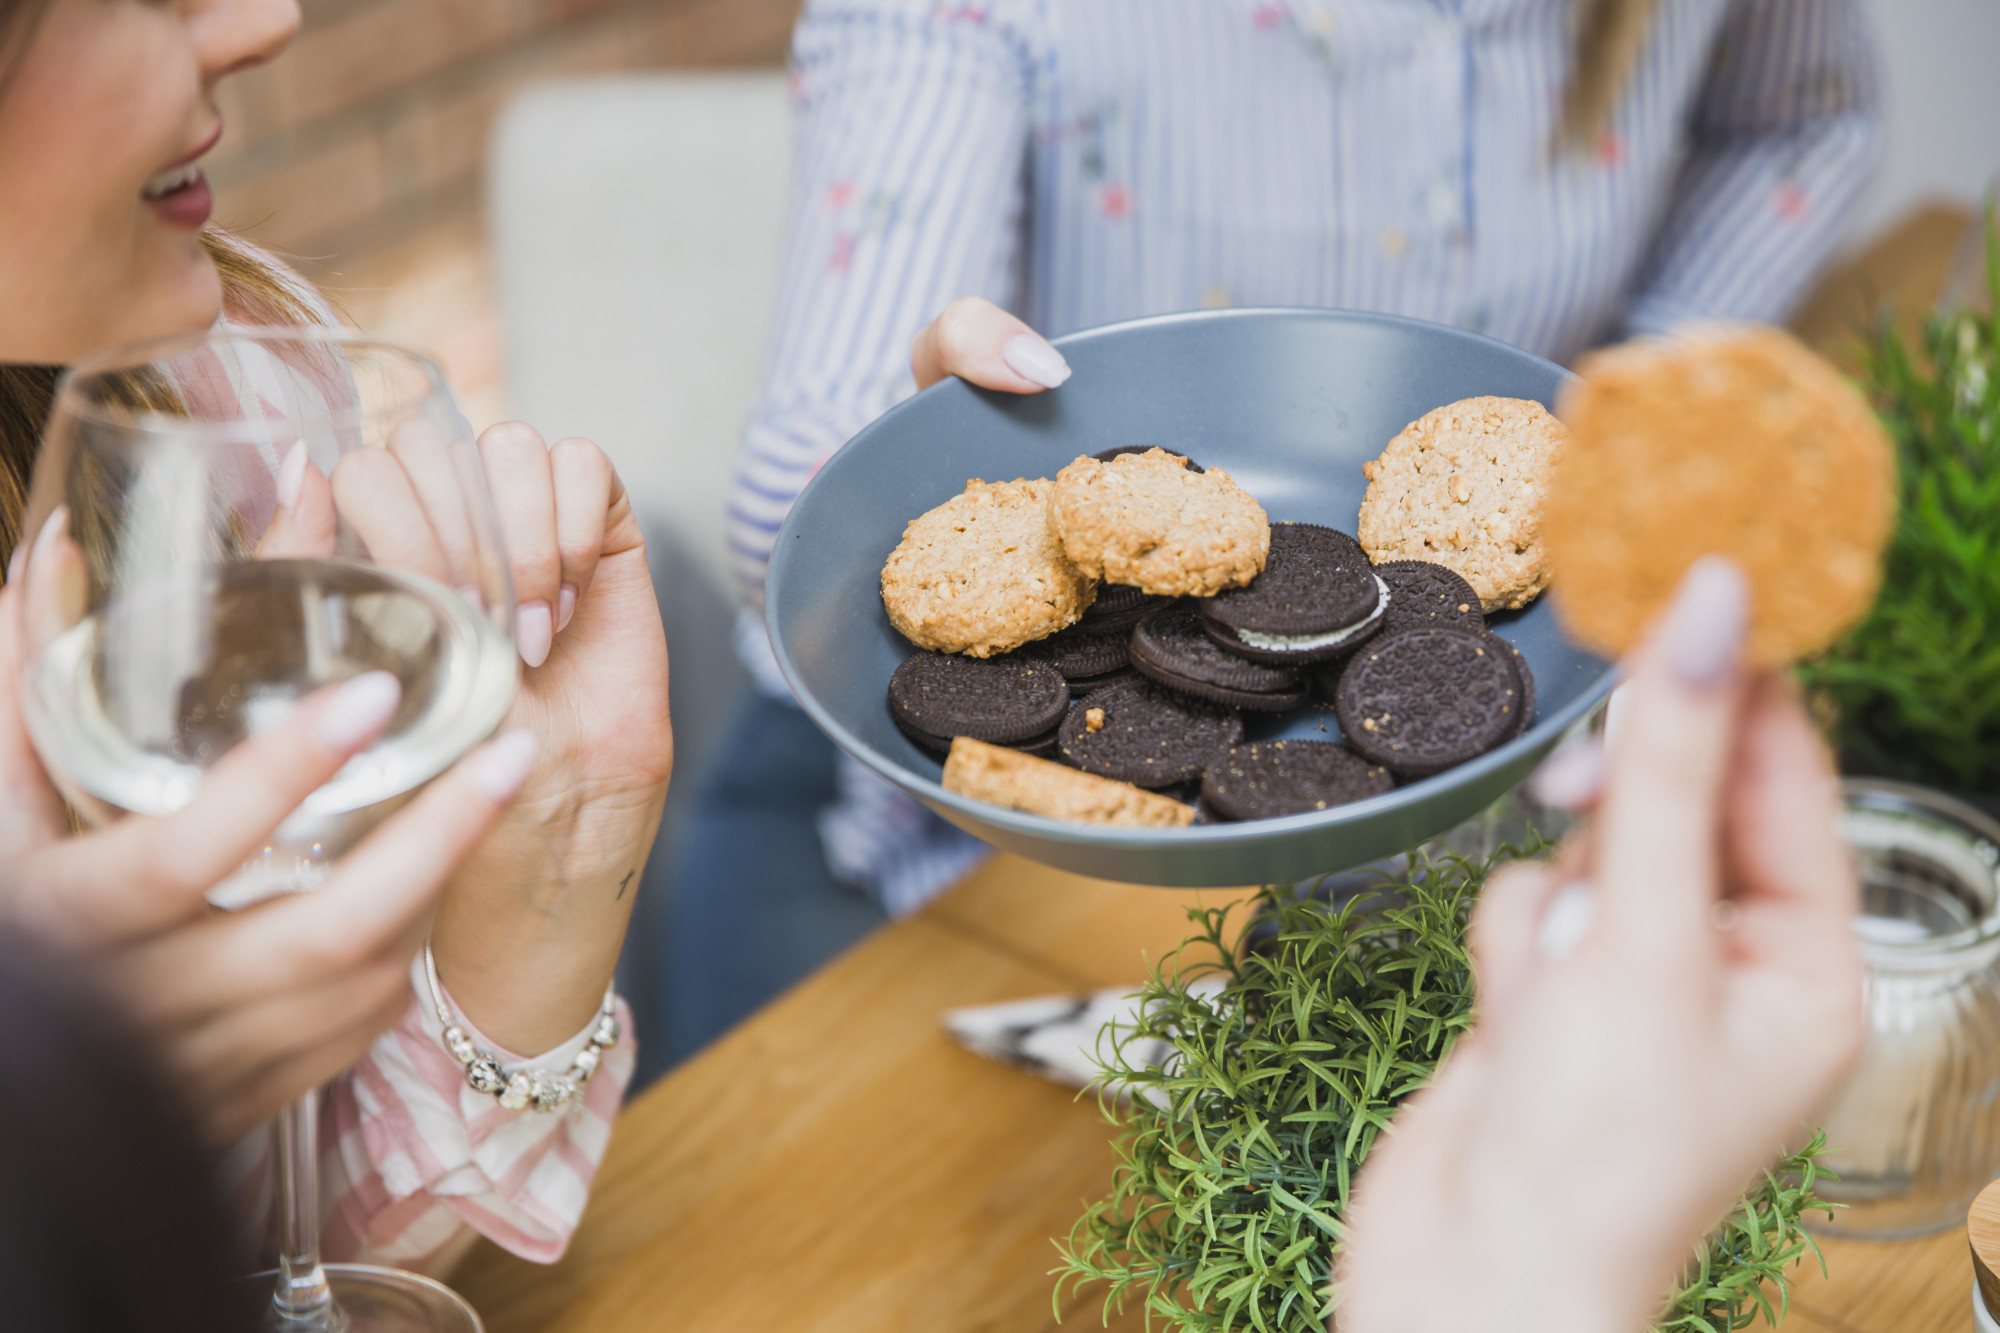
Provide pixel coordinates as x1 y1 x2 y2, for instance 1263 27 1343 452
1201 740 1395 821
1077 583 1174 635
1017 620 1131 680
1373 561 1485 636
1494 635 1537 740
1129 603 1306 712
1333 627 1524 779
1092 445 1205 473
896 713 1061 758
888 652 1070 757
1066 666 1143 699
1056 679 1244 788
1203 524 1388 667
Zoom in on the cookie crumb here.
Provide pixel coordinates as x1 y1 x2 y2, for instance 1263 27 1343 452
1085 707 1106 732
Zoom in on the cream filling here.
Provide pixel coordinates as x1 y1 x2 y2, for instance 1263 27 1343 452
1228 575 1390 653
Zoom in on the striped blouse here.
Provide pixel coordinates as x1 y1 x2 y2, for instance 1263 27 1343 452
223 962 635 1273
727 0 1884 606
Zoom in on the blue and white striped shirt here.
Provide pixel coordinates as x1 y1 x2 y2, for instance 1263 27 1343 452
729 0 1883 607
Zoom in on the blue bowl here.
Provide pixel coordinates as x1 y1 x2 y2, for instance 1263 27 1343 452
767 309 1613 887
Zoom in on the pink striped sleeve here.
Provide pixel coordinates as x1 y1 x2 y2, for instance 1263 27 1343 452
317 959 636 1270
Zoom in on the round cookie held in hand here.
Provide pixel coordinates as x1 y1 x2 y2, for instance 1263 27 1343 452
1333 627 1525 779
1357 396 1566 612
1056 679 1244 788
1201 740 1395 821
882 477 1095 658
1050 448 1270 597
1546 326 1894 668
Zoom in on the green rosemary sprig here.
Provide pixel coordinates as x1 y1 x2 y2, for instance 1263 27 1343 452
1054 846 1833 1333
1797 206 2000 792
1660 1133 1834 1333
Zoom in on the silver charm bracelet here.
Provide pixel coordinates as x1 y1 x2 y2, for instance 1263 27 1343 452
422 942 620 1113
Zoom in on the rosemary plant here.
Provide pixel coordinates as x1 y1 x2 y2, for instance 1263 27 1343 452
1055 847 1833 1333
1797 209 2000 792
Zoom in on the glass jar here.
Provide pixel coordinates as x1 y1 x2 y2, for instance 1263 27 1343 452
1813 780 2000 1239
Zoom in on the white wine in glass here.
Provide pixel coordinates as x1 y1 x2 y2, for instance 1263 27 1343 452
16 328 518 1332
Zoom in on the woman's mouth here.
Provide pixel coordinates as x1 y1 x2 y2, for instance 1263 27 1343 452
142 159 213 229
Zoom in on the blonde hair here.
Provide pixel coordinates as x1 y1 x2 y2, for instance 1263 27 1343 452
1562 0 1661 152
0 228 326 569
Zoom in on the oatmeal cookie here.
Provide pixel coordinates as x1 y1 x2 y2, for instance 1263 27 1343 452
942 736 1195 828
1546 326 1894 668
1357 396 1566 612
1049 448 1269 597
880 477 1094 657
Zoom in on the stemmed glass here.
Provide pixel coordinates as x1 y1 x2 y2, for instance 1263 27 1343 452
13 328 518 1331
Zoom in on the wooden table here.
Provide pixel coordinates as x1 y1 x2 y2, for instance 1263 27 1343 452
454 856 1975 1333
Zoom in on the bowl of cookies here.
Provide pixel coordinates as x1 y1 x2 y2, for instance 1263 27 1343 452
766 308 1616 887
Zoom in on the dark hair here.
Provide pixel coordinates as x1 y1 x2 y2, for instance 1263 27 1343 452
0 931 255 1332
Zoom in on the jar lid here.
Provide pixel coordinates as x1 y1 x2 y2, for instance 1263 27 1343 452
1971 1177 2000 1318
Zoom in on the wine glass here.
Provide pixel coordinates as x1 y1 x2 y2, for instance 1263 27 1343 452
14 328 518 1332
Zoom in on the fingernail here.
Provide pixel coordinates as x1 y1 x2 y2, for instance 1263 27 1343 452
1002 333 1072 389
28 505 67 569
14 506 67 586
276 443 308 512
1661 555 1748 690
316 672 401 750
474 729 537 801
1536 881 1597 962
516 600 553 669
1529 739 1606 810
557 583 578 633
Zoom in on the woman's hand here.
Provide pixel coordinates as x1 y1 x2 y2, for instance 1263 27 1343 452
0 574 533 1140
422 423 672 1055
910 296 1071 393
1337 558 1863 1333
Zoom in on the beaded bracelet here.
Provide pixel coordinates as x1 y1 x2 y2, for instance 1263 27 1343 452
422 942 620 1113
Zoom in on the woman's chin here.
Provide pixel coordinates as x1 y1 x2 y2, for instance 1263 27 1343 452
92 251 225 353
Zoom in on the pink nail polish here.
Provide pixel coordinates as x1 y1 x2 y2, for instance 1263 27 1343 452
28 506 67 569
1529 739 1606 810
516 600 553 669
277 443 309 512
1002 334 1072 389
557 583 578 633
1536 881 1597 962
1660 556 1748 689
474 730 538 800
316 672 401 750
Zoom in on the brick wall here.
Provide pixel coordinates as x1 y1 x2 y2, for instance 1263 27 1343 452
209 0 802 271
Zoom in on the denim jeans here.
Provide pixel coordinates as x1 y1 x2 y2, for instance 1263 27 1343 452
621 692 887 1086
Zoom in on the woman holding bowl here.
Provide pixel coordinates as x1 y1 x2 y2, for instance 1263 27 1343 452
667 0 1884 1058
